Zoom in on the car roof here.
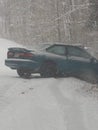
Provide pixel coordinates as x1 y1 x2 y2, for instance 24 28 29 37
42 42 82 45
43 42 85 48
35 42 86 51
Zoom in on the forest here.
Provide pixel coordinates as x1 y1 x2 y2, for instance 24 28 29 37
0 0 98 48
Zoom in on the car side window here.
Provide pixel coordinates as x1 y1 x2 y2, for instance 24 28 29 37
47 45 66 56
67 46 91 59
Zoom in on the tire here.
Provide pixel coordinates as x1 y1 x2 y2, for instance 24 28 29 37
17 68 31 78
40 62 57 78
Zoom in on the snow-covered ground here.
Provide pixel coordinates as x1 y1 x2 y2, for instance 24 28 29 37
0 39 98 130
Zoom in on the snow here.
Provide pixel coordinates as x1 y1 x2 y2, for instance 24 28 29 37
0 38 98 130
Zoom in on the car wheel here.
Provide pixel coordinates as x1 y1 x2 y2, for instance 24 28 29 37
40 62 57 78
17 68 31 78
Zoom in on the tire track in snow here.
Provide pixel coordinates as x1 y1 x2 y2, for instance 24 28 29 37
0 77 50 112
49 78 87 130
0 77 31 112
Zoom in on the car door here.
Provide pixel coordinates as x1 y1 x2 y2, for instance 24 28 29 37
66 46 92 76
46 45 69 73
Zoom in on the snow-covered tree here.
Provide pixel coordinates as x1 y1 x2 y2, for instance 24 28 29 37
0 0 97 48
87 0 98 31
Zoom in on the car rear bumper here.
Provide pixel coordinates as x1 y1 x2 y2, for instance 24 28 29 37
5 58 40 72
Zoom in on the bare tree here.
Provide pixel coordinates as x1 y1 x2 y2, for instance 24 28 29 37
0 0 98 48
87 0 98 31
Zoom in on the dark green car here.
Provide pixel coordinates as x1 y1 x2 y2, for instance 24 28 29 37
5 43 98 83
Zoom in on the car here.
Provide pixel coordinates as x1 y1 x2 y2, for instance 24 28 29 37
5 43 98 83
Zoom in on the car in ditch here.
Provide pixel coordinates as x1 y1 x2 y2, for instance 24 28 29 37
5 43 98 83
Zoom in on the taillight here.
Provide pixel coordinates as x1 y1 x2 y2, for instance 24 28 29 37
19 52 33 58
7 51 33 59
7 51 14 58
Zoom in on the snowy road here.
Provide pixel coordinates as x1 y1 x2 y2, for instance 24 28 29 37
49 79 87 130
0 70 67 130
0 68 98 130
